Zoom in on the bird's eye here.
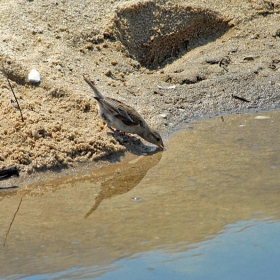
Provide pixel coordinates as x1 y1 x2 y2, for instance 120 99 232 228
156 137 161 141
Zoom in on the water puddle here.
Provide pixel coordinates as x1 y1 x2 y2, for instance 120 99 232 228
1 110 280 279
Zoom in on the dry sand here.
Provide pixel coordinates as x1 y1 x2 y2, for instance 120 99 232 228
0 0 280 174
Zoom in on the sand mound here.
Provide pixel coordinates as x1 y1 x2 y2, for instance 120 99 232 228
0 54 125 174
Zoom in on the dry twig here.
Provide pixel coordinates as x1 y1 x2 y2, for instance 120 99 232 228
3 198 23 247
6 77 24 122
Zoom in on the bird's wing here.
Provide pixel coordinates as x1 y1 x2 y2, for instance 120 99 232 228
98 97 144 127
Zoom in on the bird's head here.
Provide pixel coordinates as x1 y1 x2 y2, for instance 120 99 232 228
142 127 164 149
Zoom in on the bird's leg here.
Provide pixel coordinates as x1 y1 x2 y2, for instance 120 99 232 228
107 125 115 132
107 125 126 135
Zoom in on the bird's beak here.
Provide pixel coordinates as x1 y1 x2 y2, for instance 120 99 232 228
157 142 164 150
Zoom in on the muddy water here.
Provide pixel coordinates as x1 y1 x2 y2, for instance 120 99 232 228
1 111 280 279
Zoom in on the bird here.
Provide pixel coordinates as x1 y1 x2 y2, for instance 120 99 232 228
83 75 164 149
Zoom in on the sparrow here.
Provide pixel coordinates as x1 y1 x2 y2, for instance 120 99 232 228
83 75 164 149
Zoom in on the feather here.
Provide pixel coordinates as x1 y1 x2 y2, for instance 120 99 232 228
99 97 143 127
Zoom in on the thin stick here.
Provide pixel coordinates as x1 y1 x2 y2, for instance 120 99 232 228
6 77 24 122
231 94 250 103
3 197 23 247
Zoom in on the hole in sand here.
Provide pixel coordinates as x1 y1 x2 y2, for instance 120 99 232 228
113 1 232 69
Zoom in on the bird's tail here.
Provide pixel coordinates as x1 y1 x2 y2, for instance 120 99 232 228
83 75 104 99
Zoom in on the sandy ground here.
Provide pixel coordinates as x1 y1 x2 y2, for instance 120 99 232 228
0 0 280 174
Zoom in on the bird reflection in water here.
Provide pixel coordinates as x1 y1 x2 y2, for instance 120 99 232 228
84 150 162 218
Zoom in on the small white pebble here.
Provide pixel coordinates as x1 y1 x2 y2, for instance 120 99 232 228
131 197 142 202
254 116 270 120
157 85 176 89
28 69 41 83
159 113 167 119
